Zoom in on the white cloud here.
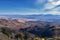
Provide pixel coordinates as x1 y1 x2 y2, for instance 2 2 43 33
44 3 55 9
32 0 60 15
44 11 60 15
49 0 60 5
45 0 60 9
42 0 60 15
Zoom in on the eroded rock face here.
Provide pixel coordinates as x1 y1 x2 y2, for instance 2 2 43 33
0 18 30 30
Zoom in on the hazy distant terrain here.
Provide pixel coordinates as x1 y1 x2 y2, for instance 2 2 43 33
0 14 60 24
0 15 60 40
0 14 60 19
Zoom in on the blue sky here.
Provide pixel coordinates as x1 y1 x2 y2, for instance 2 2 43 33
0 0 60 15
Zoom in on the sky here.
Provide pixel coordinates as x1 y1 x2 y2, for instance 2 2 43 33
0 0 60 15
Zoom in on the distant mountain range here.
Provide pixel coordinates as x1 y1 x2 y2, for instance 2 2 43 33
0 14 60 24
0 14 60 19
